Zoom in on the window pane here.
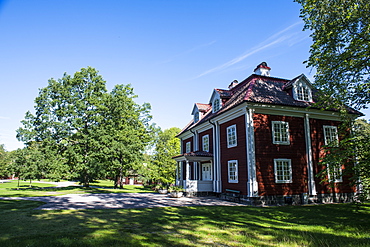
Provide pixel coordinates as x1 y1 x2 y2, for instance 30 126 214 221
228 161 238 182
324 126 338 146
227 125 237 147
272 121 289 144
274 159 292 183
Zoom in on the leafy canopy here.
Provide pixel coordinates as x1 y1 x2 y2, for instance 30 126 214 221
16 67 154 187
295 0 370 109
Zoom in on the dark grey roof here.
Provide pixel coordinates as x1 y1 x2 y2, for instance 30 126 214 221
178 74 363 136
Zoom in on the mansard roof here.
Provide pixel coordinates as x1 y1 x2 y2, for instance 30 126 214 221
178 73 362 136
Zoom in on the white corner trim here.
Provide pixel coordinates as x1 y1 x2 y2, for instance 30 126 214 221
304 114 316 195
245 107 258 197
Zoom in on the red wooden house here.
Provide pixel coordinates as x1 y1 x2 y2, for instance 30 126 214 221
173 62 362 205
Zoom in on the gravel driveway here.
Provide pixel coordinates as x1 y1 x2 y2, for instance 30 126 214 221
0 193 242 210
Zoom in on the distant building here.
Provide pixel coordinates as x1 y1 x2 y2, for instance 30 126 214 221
173 62 362 205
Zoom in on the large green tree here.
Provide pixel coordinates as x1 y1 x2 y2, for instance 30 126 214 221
98 84 155 188
296 0 370 200
148 127 181 186
295 0 370 109
0 144 11 178
17 67 154 187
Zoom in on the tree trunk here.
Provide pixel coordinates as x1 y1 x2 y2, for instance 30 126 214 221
119 169 124 189
114 174 119 189
83 173 90 188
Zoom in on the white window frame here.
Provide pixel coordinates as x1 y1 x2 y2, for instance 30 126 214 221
185 142 191 153
296 85 311 101
323 125 339 147
213 98 220 113
274 159 292 183
194 112 199 123
227 124 237 148
202 135 209 152
272 121 290 145
293 82 312 102
228 160 238 183
328 164 343 183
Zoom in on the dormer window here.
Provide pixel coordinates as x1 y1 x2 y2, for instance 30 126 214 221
192 103 211 124
287 74 313 102
296 85 311 101
194 112 199 123
213 98 220 112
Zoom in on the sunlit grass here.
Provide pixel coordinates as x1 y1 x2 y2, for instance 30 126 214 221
0 180 153 197
0 200 369 246
89 179 154 193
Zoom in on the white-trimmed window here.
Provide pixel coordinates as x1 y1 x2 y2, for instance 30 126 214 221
274 159 292 183
194 112 199 123
202 135 209 152
185 142 191 153
328 164 343 183
213 98 220 112
227 125 237 148
272 121 290 145
228 160 238 183
323 125 339 147
296 85 311 101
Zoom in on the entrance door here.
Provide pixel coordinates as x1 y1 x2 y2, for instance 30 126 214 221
202 163 212 181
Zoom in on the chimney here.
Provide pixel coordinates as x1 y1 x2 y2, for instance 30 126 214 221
228 80 239 89
254 62 271 76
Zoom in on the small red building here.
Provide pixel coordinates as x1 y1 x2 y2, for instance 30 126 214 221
173 62 362 205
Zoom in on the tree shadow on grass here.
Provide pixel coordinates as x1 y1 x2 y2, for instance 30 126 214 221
0 202 369 246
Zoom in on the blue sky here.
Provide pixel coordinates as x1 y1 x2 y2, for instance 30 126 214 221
0 0 369 151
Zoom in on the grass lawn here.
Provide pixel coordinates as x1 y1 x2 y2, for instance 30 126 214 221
0 180 153 197
0 200 369 247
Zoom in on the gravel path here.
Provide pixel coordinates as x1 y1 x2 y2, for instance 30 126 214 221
0 193 242 210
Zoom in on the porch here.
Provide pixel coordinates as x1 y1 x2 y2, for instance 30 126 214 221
177 180 213 192
173 151 214 193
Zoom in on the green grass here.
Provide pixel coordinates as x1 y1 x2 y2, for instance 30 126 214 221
0 180 154 197
0 201 369 246
89 180 154 193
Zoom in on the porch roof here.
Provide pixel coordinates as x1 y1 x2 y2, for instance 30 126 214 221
172 151 213 162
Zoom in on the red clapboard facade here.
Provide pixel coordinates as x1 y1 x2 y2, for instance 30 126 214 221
173 62 362 205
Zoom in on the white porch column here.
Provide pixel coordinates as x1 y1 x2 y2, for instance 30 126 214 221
185 160 190 191
194 162 198 180
246 108 258 197
175 161 178 186
304 114 317 195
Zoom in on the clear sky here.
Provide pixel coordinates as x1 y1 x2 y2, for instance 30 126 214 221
0 0 369 151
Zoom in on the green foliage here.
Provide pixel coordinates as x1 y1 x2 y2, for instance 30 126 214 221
295 0 370 109
142 127 181 185
352 119 370 199
97 85 156 188
296 0 370 200
16 67 154 187
168 185 183 192
0 144 11 178
317 119 370 200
